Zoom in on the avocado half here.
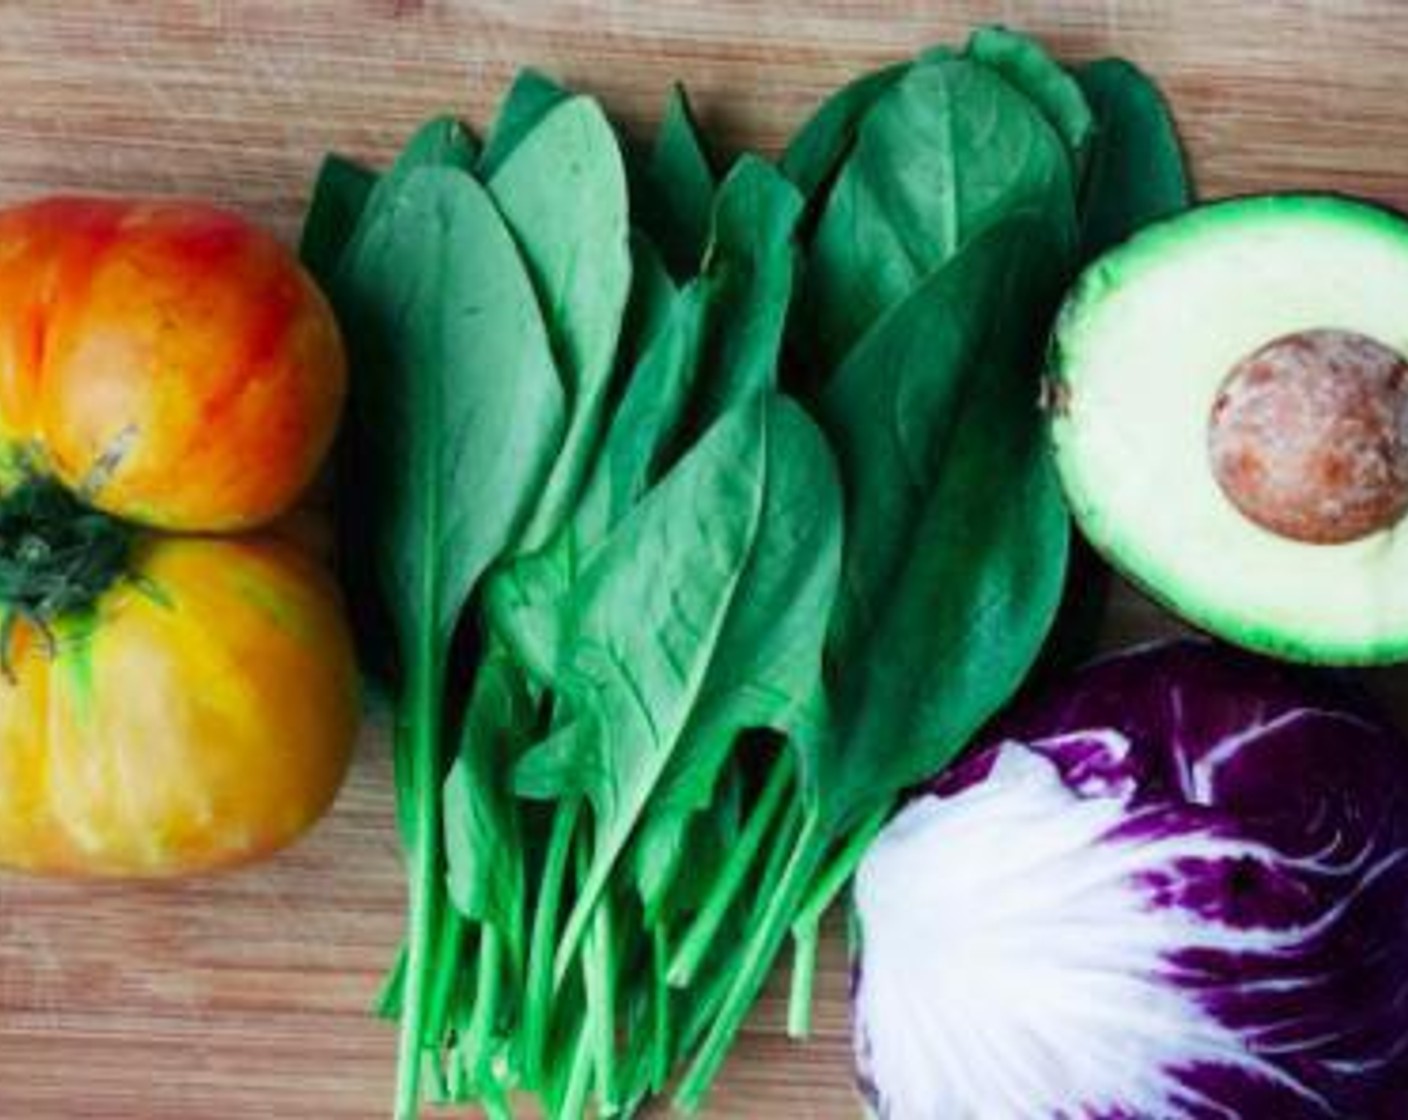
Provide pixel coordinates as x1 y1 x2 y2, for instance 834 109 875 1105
1050 194 1408 665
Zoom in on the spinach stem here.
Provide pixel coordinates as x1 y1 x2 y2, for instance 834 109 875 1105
579 842 619 1114
448 955 476 1102
786 924 819 1039
374 939 408 1020
424 908 466 1046
794 801 890 932
617 999 652 1114
425 1056 450 1106
394 647 447 1120
667 750 795 987
676 780 804 1057
784 801 890 1037
650 923 672 1091
754 797 805 913
555 1020 595 1120
447 1014 470 1098
674 812 827 1111
522 797 579 1087
679 943 738 1054
447 1044 469 1104
463 923 503 1091
677 817 794 1058
449 940 513 1120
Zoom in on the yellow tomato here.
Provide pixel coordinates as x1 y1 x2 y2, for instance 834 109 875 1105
0 533 358 877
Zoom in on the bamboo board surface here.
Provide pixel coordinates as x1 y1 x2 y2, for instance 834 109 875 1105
2 2 1408 1117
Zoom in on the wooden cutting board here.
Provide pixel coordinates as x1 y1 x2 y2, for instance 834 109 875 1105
3 2 1408 1117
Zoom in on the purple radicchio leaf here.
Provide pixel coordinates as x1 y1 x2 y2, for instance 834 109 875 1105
853 639 1408 1120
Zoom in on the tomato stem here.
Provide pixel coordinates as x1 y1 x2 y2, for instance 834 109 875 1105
0 474 132 678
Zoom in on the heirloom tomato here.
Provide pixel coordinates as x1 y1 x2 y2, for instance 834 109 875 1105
0 197 355 876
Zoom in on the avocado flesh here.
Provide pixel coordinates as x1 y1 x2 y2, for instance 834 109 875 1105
1050 194 1408 664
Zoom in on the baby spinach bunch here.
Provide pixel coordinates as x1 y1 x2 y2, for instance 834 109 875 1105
299 26 1188 1119
688 32 1194 1094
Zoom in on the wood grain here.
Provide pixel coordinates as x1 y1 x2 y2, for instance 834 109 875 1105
2 2 1408 1117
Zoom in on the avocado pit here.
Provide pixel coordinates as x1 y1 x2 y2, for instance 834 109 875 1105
1208 328 1408 544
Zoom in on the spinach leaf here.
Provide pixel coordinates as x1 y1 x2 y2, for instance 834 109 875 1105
1033 59 1188 678
352 117 478 265
609 157 802 496
630 398 841 922
301 152 387 695
478 67 571 178
299 153 376 288
967 26 1094 176
400 114 479 169
487 282 710 682
443 650 533 959
780 62 908 201
335 165 564 1116
634 83 716 278
331 122 484 703
620 232 678 368
1076 57 1191 257
509 230 676 623
801 57 1075 371
487 95 633 550
516 396 840 983
514 394 767 923
487 159 801 677
690 157 803 421
340 166 561 671
815 214 1071 825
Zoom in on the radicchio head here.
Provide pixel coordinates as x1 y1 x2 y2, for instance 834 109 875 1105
853 640 1408 1120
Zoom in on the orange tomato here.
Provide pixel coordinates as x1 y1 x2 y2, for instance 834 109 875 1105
0 534 358 876
0 197 346 531
0 196 357 877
